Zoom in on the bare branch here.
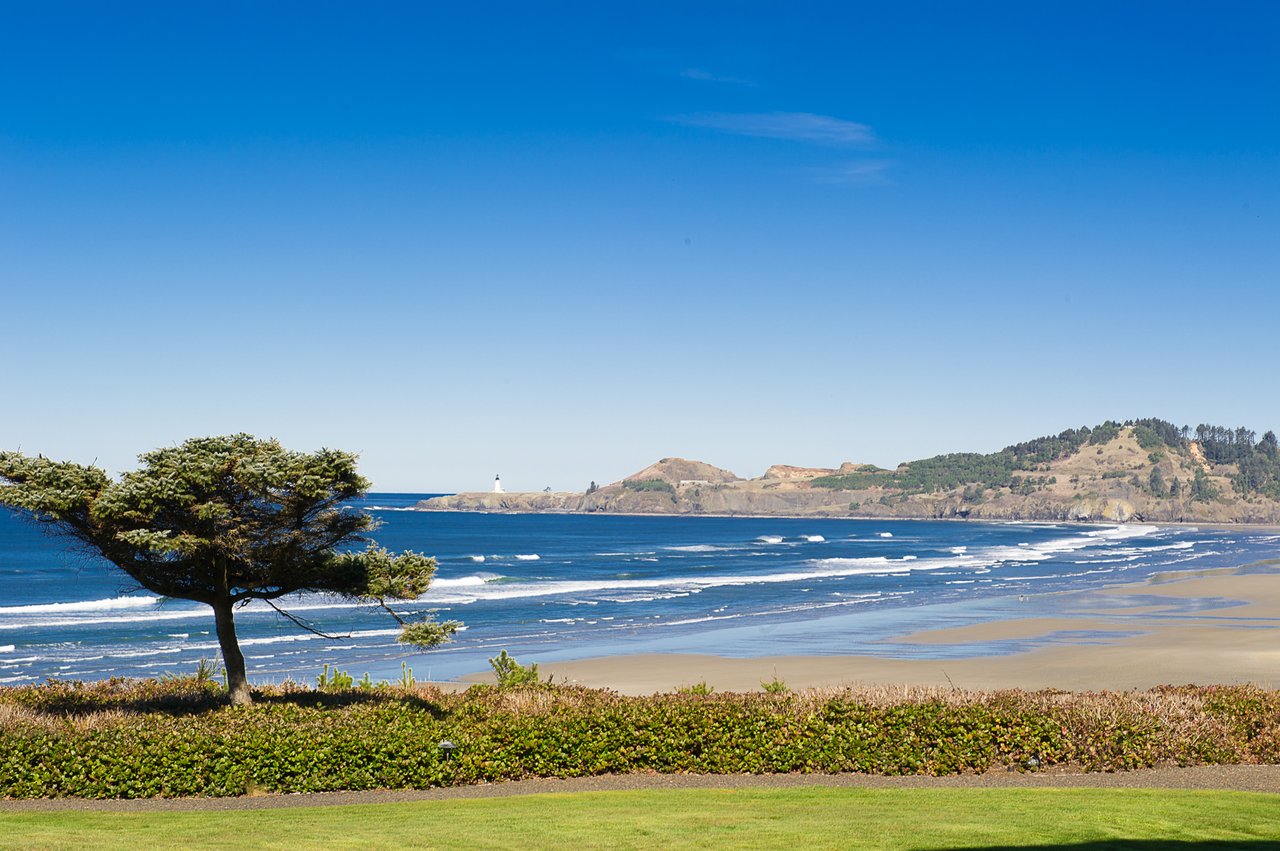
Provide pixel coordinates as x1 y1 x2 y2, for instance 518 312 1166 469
263 598 349 640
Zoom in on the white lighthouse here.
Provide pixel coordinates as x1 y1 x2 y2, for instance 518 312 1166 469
493 474 504 494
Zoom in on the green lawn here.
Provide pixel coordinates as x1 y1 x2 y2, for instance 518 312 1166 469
2 787 1278 850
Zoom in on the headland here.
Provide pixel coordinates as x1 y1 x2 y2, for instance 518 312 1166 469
419 419 1280 525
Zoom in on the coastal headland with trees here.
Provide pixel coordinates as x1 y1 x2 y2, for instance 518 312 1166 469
419 418 1280 525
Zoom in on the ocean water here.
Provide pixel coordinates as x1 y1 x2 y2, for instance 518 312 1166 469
1 494 1277 685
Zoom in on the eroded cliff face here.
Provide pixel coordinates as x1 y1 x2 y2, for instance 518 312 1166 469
764 465 837 480
416 431 1280 524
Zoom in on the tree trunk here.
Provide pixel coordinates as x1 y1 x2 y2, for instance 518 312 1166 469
212 598 252 706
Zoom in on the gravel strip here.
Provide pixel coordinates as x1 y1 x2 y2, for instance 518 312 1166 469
3 766 1279 812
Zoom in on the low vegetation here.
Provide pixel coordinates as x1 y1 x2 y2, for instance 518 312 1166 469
4 788 1279 849
622 478 677 495
3 674 1280 799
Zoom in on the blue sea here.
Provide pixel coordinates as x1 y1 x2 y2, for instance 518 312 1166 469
1 494 1277 685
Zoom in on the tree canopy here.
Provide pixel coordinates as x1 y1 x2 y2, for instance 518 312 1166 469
0 434 457 704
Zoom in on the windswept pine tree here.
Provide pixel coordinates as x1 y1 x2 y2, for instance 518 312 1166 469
0 435 458 705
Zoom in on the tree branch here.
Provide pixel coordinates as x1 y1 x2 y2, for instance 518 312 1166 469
262 598 350 640
371 597 407 625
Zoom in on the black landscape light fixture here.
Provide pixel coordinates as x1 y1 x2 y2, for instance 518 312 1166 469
438 739 457 760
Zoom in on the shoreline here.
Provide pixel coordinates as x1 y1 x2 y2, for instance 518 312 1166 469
465 563 1280 694
414 506 1280 532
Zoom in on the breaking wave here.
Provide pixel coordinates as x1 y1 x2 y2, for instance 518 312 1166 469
0 596 161 615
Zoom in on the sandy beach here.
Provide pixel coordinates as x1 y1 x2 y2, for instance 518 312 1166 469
514 566 1280 694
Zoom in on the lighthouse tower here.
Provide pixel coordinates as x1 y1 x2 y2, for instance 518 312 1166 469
493 475 504 494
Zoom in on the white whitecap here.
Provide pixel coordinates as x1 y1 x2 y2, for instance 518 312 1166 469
804 535 825 543
757 536 784 544
419 555 921 604
878 532 893 538
469 555 486 562
0 596 161 615
514 554 541 561
431 573 502 588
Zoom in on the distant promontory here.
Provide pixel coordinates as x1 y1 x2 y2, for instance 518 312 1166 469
416 419 1280 524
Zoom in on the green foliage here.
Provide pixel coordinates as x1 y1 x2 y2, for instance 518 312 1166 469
1088 421 1122 445
1194 425 1280 498
1128 418 1188 448
622 479 676 495
895 453 1016 493
489 650 548 688
1003 429 1091 465
1191 467 1219 503
761 677 790 694
1148 467 1168 498
198 658 221 684
676 681 714 695
816 423 1096 494
1008 476 1053 496
317 664 354 691
316 664 417 693
3 679 1280 798
1132 425 1164 451
810 472 891 491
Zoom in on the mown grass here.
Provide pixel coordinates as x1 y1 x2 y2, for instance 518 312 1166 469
2 788 1279 850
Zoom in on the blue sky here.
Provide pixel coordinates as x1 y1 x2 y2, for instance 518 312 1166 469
2 2 1277 492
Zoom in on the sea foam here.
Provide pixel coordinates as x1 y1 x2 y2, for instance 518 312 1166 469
0 596 160 615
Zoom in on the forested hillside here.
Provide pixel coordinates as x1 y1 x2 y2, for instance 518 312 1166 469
812 418 1280 504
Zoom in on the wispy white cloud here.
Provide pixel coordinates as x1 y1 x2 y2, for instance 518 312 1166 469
814 159 895 185
671 111 876 146
680 67 756 86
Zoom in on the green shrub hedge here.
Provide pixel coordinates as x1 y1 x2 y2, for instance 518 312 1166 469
1 679 1278 798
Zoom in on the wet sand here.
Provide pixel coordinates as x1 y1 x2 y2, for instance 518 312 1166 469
521 568 1280 694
